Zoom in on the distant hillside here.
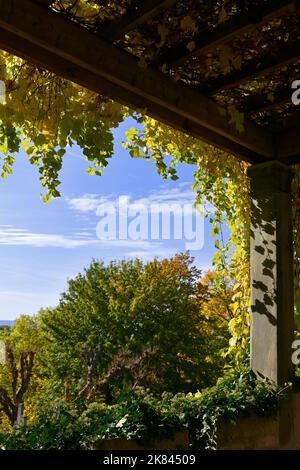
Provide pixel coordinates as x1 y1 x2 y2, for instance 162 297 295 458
0 320 14 327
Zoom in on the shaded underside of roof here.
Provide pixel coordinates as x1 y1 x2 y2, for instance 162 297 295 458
45 0 300 133
1 0 300 164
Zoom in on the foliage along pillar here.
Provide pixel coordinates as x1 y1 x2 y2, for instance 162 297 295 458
247 161 294 386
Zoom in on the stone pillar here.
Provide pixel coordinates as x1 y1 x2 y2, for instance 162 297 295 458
247 161 294 386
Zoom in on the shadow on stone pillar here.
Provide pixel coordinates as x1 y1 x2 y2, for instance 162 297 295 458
247 161 294 445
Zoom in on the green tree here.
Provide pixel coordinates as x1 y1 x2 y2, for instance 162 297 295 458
39 253 229 400
0 315 47 427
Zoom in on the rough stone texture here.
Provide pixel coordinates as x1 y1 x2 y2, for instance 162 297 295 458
247 161 294 386
218 392 300 450
218 415 280 450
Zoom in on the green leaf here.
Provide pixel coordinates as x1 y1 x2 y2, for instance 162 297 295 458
125 128 139 142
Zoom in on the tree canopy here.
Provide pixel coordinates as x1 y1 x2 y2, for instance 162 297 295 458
0 253 232 426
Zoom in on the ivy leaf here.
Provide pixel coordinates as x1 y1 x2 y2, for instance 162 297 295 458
116 414 129 428
157 24 169 48
57 148 66 157
228 106 244 133
0 136 8 155
126 128 139 142
161 63 168 73
138 56 147 69
218 6 228 23
232 55 242 70
186 41 196 52
180 16 198 33
219 46 233 73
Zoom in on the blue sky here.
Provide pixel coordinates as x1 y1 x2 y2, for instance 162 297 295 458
0 118 221 320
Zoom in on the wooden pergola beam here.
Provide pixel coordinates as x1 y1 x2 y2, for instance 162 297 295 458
0 0 275 162
207 41 300 94
275 126 300 162
35 0 53 6
0 26 262 162
102 0 177 41
155 0 295 66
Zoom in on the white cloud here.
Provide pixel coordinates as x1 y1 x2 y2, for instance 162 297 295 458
134 188 195 206
66 186 199 216
67 194 114 213
0 225 162 250
66 186 205 251
0 226 95 248
73 231 94 238
0 186 206 250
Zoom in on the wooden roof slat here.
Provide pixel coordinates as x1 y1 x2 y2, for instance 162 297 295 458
0 0 276 163
206 41 300 94
155 0 295 66
252 98 291 114
102 0 178 41
242 89 292 115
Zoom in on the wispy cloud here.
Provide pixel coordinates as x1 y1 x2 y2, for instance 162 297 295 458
67 186 198 215
0 226 94 248
67 194 114 213
134 187 196 206
0 226 162 250
66 187 216 218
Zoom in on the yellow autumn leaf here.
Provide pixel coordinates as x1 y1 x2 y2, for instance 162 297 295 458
173 71 181 82
228 105 245 133
186 41 196 52
180 16 198 33
157 24 169 48
138 55 147 69
232 55 242 70
218 6 228 23
219 45 233 73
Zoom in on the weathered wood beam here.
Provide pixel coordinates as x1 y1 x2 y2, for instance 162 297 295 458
275 127 300 162
155 0 295 66
0 28 266 165
0 0 275 162
103 0 177 41
35 0 53 6
207 42 300 94
0 28 267 166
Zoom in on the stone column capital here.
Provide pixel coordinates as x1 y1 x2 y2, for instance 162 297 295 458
247 160 294 195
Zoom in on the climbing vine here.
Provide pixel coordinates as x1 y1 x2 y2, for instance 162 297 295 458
0 51 127 200
124 118 251 357
124 116 300 355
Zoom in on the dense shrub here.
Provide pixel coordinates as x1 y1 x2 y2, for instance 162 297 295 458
0 367 286 450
